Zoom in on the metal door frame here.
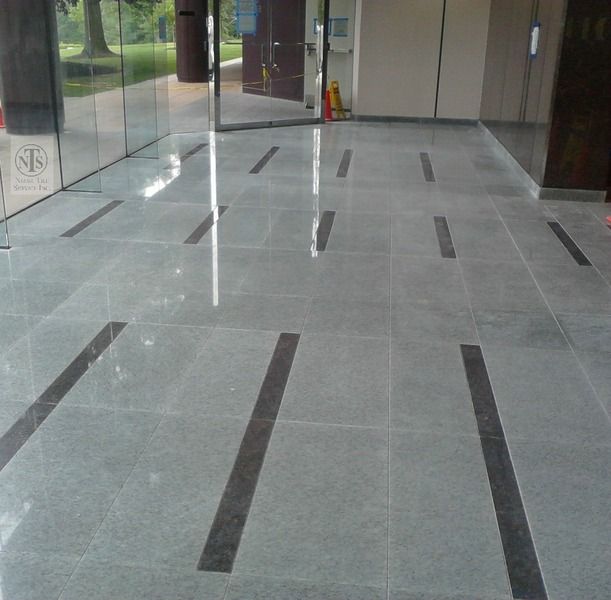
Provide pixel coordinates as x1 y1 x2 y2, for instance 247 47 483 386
207 0 330 132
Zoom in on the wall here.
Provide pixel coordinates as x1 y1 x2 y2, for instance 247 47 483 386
480 0 567 186
543 0 611 192
436 0 491 119
353 0 490 119
305 0 356 109
481 0 610 194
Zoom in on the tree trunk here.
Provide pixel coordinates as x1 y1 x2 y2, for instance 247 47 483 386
79 0 118 58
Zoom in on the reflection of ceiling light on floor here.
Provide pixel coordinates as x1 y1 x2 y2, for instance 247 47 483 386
0 501 32 551
143 162 181 198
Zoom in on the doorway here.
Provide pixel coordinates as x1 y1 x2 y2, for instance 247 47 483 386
211 0 330 130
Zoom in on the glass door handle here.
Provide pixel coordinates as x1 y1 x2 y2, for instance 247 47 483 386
271 41 309 69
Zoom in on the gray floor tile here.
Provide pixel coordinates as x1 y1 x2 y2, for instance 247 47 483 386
510 440 611 600
391 211 445 258
390 592 510 600
389 431 509 597
557 313 611 353
62 323 212 413
280 334 389 427
0 317 110 403
504 218 578 265
474 309 568 349
18 238 122 284
85 414 247 569
0 405 160 555
392 256 470 311
0 551 78 600
0 279 82 317
210 207 280 249
530 263 611 314
79 201 213 244
234 422 388 588
317 252 390 302
264 209 322 251
240 250 324 297
226 575 386 600
483 346 611 445
490 195 551 220
53 281 224 327
324 212 390 255
391 303 477 344
390 339 478 435
460 259 548 312
0 399 30 437
485 184 530 197
5 122 611 599
450 217 522 261
217 293 310 333
305 297 389 338
8 196 117 238
168 328 278 417
577 350 611 414
0 314 40 350
59 558 228 600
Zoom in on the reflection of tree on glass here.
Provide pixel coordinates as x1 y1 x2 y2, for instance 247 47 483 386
57 0 158 58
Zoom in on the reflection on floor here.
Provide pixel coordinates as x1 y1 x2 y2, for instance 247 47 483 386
1 122 611 600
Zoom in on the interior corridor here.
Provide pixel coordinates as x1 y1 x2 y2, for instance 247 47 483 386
1 122 611 600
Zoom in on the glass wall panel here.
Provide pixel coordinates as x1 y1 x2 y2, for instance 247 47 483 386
216 0 326 129
153 3 170 140
90 0 128 168
120 0 163 155
170 0 209 133
0 0 64 216
321 0 355 112
0 161 9 248
55 0 102 191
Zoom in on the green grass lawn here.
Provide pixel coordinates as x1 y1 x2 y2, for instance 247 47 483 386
60 41 242 97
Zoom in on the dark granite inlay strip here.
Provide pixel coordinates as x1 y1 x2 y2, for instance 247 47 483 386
420 152 436 182
249 146 280 174
181 142 208 162
164 143 209 169
460 344 548 600
0 322 127 472
434 216 456 258
314 210 336 252
547 221 592 266
198 332 300 573
183 205 229 245
60 201 123 237
336 149 353 178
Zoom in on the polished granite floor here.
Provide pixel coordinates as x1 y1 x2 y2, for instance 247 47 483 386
1 122 611 600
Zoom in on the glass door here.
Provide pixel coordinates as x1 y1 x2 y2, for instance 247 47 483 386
212 0 329 130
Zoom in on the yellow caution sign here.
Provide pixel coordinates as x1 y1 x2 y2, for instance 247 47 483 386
329 80 346 120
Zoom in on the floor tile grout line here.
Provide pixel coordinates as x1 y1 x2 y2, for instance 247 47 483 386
452 165 518 598
56 407 167 599
546 221 592 266
183 205 230 245
485 188 611 428
249 146 280 174
59 201 124 238
197 332 301 574
386 218 393 600
56 318 217 595
471 166 611 592
460 344 549 600
0 320 128 474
